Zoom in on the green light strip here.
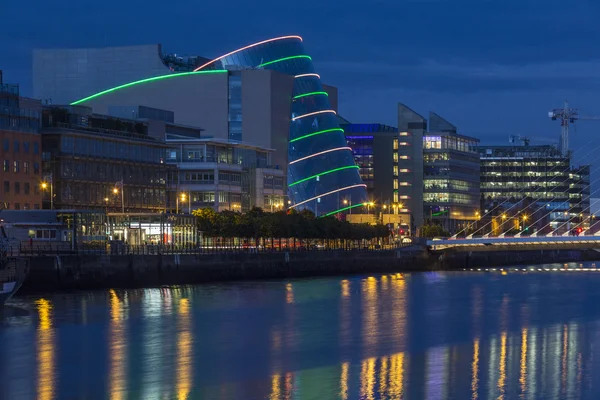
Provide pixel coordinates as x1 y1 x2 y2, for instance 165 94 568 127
289 165 359 187
258 55 312 68
290 128 344 143
70 70 228 105
293 91 328 100
322 203 366 217
432 210 449 216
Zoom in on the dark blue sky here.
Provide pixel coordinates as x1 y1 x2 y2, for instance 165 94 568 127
3 0 600 160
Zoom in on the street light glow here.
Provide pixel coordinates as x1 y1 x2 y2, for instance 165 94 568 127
41 182 48 189
113 188 118 194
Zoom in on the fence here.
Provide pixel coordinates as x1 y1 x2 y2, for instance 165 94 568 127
10 240 416 257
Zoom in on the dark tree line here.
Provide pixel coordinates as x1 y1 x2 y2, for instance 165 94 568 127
192 207 390 247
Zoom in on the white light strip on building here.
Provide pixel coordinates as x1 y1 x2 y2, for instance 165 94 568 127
193 35 303 71
291 109 337 122
294 73 320 79
289 147 352 165
290 184 367 209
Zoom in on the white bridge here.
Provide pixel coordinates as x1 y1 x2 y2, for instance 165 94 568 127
427 235 600 251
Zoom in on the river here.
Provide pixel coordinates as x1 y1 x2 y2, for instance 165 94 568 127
2 262 600 399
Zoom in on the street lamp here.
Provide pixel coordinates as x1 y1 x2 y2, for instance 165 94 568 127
343 197 353 214
113 184 125 214
177 193 186 214
41 175 53 210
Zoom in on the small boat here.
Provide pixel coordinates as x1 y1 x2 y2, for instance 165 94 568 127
0 210 27 305
0 257 27 305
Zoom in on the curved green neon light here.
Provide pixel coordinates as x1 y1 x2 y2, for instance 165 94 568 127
290 128 344 143
322 203 366 217
70 70 228 105
258 55 312 68
293 91 328 100
289 165 359 187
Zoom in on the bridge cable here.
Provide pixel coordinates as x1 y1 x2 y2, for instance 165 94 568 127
453 139 598 238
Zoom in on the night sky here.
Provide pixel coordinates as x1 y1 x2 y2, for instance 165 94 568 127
2 0 600 167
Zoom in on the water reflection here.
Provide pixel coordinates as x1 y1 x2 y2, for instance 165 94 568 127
5 270 600 398
177 298 192 400
36 298 54 400
109 289 126 400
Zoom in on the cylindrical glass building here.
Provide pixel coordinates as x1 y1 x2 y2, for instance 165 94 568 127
195 36 367 216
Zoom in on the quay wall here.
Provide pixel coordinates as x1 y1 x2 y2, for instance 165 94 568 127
20 248 432 293
18 247 600 293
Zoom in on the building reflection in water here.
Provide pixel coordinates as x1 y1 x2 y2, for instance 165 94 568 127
109 289 127 400
36 298 55 400
362 277 378 350
176 298 192 400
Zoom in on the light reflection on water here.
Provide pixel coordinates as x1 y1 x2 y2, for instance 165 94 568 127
3 267 600 398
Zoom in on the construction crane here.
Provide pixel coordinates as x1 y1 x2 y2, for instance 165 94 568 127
549 101 600 156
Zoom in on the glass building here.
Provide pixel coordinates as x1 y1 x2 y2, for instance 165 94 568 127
195 36 367 217
479 145 590 234
423 131 480 233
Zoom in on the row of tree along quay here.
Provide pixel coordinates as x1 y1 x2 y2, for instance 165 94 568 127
192 207 391 250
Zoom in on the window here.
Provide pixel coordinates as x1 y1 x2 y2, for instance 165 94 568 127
33 142 39 155
14 182 20 194
34 186 40 195
23 161 29 174
33 162 40 174
3 181 9 193
13 161 19 173
14 203 20 210
2 160 8 172
3 139 8 151
13 141 19 153
24 182 30 195
23 141 29 153
34 204 40 210
24 203 30 210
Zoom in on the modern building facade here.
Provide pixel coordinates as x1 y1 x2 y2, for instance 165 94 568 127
193 36 366 217
479 144 591 234
396 106 480 233
343 123 399 204
40 106 171 212
0 71 43 210
423 125 480 233
33 37 367 217
162 123 286 212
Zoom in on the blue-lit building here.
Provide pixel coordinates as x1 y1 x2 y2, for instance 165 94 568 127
33 37 367 217
342 123 399 205
194 36 367 216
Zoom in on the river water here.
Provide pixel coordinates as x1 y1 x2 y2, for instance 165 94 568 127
2 263 600 399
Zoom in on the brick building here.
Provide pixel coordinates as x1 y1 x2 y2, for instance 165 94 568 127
0 70 43 210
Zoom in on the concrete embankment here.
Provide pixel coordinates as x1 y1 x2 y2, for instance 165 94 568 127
437 248 600 270
19 247 433 293
17 246 600 293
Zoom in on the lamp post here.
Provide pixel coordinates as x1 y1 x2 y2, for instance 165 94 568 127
343 198 353 214
176 193 186 214
113 181 124 213
41 173 53 210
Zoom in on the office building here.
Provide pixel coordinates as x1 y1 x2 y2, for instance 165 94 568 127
155 116 286 212
33 37 366 216
0 71 43 210
342 123 409 229
479 144 590 234
422 117 480 233
40 106 171 212
396 106 480 233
